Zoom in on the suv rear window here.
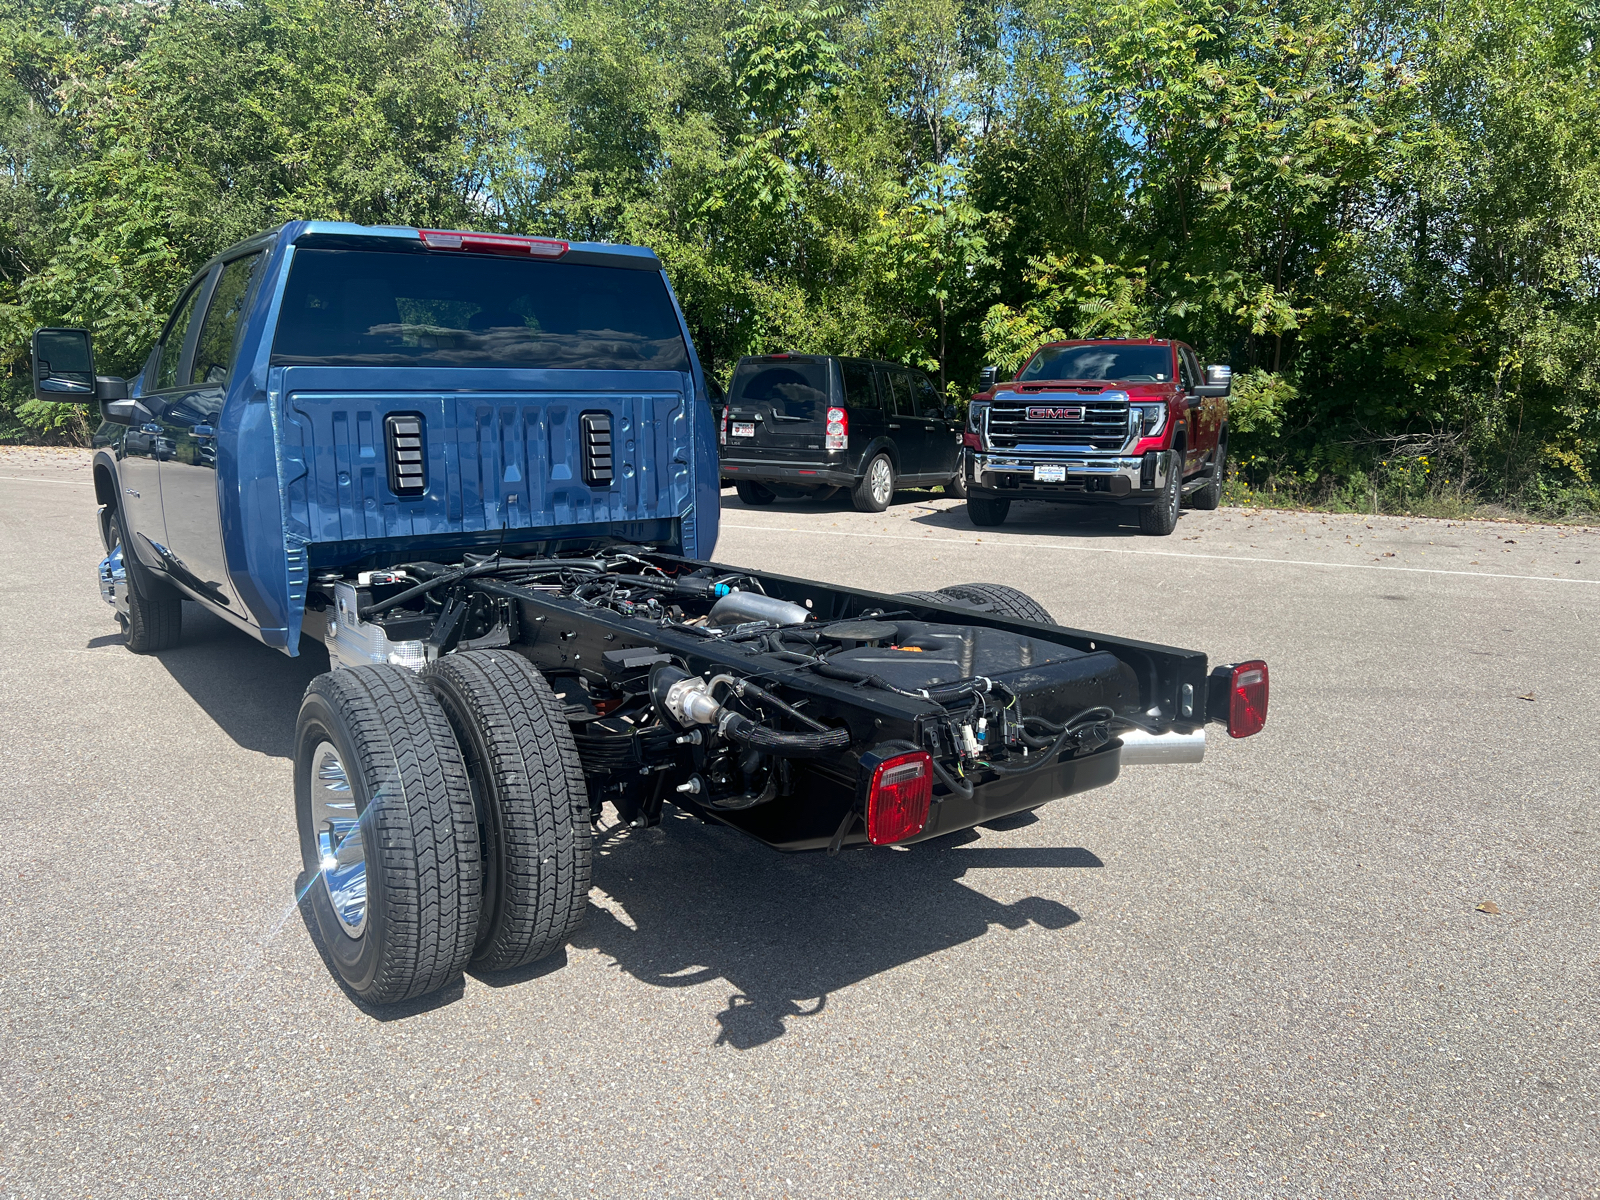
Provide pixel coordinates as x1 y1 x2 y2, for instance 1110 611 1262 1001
1019 344 1172 383
728 359 832 419
271 248 690 371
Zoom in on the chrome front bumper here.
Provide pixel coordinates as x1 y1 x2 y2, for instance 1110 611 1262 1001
971 452 1168 494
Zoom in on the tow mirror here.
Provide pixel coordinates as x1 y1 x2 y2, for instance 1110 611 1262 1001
1195 364 1233 398
32 328 96 400
977 365 998 391
31 328 128 404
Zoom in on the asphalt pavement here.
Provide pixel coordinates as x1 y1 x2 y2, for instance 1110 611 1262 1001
1 447 1596 1198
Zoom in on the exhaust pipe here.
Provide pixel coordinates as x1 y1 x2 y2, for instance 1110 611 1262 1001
1116 726 1205 765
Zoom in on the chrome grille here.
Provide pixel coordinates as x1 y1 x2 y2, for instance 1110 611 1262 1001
986 392 1130 452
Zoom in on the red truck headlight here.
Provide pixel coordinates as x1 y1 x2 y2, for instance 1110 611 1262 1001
1131 403 1167 438
864 749 933 844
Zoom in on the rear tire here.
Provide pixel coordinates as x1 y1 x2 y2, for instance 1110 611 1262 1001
1189 434 1225 511
853 453 896 512
423 650 592 973
109 512 182 653
936 582 1055 624
735 480 776 506
295 666 481 1005
1138 451 1181 536
965 495 1010 527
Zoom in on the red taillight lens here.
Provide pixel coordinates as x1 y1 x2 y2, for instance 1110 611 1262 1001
1228 660 1269 738
825 406 847 451
720 404 728 446
419 230 569 258
866 750 933 845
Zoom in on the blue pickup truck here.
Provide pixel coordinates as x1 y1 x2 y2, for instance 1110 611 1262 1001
34 221 1269 1005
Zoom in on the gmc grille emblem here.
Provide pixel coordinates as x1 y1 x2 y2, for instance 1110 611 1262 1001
1026 405 1084 421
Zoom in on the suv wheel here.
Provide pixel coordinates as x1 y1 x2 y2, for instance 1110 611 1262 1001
735 480 776 506
853 453 895 512
1138 450 1181 535
966 494 1010 527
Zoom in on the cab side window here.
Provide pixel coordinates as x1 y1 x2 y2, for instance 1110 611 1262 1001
1182 347 1204 389
842 360 878 409
190 253 264 386
1177 349 1195 393
153 281 207 392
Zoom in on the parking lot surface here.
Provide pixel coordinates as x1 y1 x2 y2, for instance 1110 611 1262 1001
2 448 1596 1198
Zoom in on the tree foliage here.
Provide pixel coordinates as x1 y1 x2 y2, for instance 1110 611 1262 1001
1 0 1594 511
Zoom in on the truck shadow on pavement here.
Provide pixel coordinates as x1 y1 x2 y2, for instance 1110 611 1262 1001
555 810 1099 1050
156 602 329 758
906 502 1151 539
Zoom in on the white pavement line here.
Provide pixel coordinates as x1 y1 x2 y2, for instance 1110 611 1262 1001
719 521 1599 586
0 474 94 487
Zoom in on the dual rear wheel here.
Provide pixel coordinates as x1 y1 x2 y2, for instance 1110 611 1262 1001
295 651 592 1004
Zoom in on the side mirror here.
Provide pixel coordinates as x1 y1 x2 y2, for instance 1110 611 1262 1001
31 327 129 403
977 365 998 391
32 328 96 401
1194 363 1233 398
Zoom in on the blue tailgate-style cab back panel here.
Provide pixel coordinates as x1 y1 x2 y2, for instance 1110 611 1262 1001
277 368 698 566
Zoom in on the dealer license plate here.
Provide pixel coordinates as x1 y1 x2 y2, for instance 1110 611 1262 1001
732 422 756 438
1032 464 1067 483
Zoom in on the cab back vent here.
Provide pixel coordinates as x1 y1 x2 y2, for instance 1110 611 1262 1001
581 411 614 487
385 414 427 497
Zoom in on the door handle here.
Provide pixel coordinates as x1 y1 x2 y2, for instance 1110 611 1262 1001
140 422 161 433
887 423 901 430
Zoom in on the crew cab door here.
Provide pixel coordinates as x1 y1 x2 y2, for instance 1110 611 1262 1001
1177 345 1218 473
121 276 208 569
154 251 266 612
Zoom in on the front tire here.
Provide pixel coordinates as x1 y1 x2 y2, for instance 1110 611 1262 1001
965 494 1010 527
735 480 776 506
1138 450 1181 536
423 651 592 973
108 512 182 653
295 666 481 1004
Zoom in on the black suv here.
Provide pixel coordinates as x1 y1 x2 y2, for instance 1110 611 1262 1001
719 355 963 512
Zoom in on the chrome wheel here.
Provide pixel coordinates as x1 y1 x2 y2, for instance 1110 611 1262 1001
869 457 893 506
311 741 367 937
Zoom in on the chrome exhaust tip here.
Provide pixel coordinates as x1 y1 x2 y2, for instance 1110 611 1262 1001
1116 726 1205 765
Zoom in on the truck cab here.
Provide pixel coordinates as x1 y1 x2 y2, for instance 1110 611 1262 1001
962 338 1232 535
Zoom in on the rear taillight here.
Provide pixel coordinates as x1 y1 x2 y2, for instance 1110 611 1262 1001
721 404 728 446
825 406 847 451
418 229 569 258
1226 660 1269 738
865 750 933 844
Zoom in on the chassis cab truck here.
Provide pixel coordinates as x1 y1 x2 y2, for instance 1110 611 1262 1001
34 224 1270 1005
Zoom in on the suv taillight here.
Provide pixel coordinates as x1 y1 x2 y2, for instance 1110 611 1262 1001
825 406 847 451
721 404 729 446
865 750 933 844
1209 660 1269 738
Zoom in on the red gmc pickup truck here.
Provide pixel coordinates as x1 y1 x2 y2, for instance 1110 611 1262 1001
961 338 1232 535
